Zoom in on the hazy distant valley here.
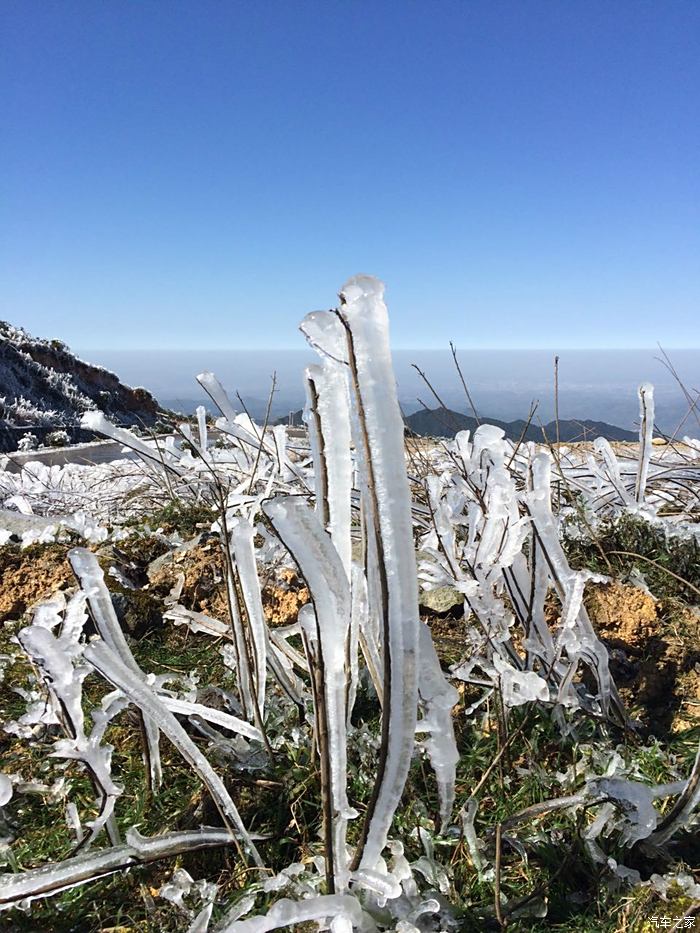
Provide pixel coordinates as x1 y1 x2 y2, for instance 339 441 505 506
2 322 699 452
80 346 700 438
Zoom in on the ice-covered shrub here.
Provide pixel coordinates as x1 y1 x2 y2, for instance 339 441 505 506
16 432 38 452
1 276 699 930
45 429 70 448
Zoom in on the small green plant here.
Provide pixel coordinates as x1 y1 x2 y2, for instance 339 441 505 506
565 513 700 601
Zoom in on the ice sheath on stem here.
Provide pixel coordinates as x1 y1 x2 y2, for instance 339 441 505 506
301 275 423 872
68 548 163 790
635 382 655 504
0 828 242 910
263 495 354 893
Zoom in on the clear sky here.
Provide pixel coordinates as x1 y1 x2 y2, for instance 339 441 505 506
1 1 698 350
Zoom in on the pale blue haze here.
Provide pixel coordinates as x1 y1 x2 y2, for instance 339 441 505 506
1 1 699 349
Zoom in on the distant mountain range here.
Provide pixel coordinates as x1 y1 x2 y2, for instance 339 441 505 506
276 406 637 442
0 318 643 454
404 407 637 442
0 322 163 452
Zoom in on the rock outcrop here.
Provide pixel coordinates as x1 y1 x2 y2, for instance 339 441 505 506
0 321 162 451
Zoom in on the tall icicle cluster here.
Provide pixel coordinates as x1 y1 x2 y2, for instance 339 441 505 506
265 275 457 887
420 424 626 722
1 276 460 929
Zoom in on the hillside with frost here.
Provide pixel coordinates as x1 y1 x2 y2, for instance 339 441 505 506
1 278 699 931
0 321 161 451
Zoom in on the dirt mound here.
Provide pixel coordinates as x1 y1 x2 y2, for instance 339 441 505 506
588 581 658 650
148 539 227 616
261 568 309 626
587 581 700 733
0 543 74 623
149 539 309 627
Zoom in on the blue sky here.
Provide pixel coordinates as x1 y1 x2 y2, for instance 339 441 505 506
1 1 698 350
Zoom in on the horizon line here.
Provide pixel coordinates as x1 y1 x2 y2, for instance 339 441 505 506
73 345 700 353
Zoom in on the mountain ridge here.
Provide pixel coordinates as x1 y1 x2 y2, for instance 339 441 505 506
276 406 638 442
0 321 162 452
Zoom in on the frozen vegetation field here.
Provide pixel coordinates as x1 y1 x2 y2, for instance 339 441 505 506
1 277 699 931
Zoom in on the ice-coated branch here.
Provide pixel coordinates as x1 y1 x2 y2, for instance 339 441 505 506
17 595 123 849
0 827 242 910
645 739 700 846
80 411 185 476
263 494 354 892
162 697 263 743
523 454 626 723
83 639 263 867
69 547 163 789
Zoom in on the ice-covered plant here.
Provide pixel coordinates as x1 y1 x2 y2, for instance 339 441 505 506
3 275 700 930
45 429 71 448
16 432 38 452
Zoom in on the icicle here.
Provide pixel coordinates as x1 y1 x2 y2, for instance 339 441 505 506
263 495 355 891
84 639 262 867
69 547 163 789
219 895 366 933
196 405 209 452
415 622 459 830
0 775 13 808
196 372 239 423
166 605 231 638
635 382 655 504
587 777 658 846
493 654 549 708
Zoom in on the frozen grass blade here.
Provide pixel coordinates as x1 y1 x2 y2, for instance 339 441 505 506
68 547 163 789
336 275 420 872
263 494 354 891
229 518 268 717
83 639 263 867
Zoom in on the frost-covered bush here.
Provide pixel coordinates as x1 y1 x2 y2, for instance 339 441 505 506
7 396 64 426
16 432 38 452
45 429 71 447
1 277 699 931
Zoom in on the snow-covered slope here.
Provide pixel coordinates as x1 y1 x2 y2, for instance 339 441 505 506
0 321 161 451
